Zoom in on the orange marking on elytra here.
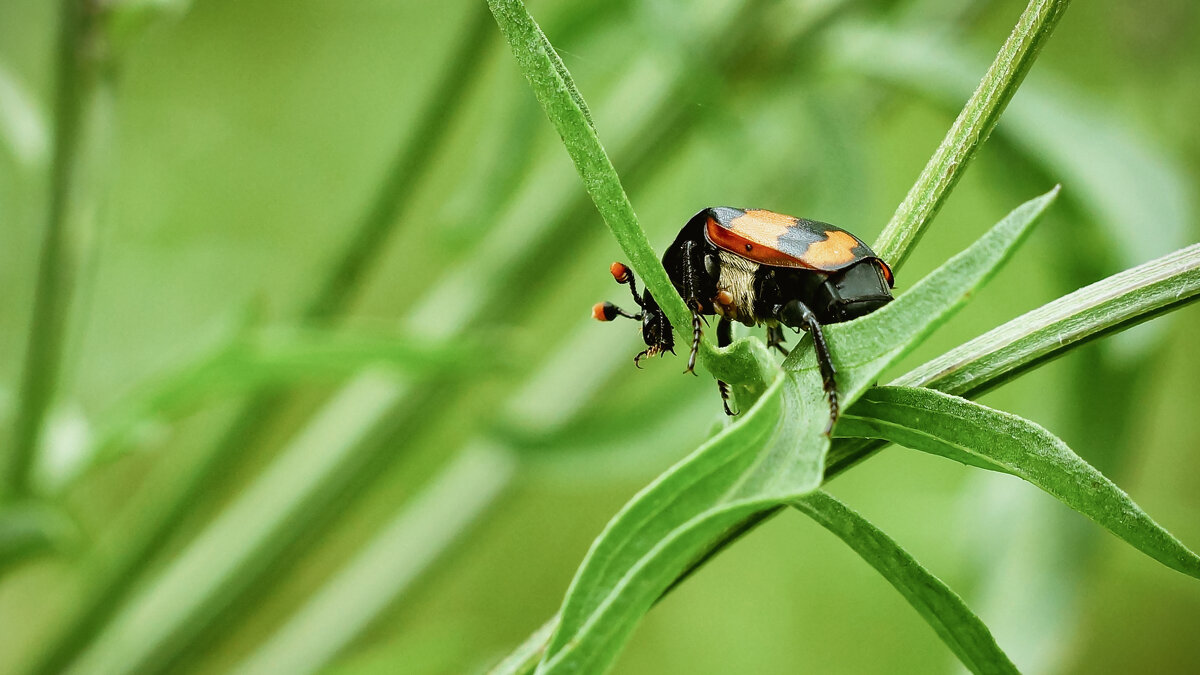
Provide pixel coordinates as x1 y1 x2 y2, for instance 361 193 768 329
729 209 796 241
804 230 860 267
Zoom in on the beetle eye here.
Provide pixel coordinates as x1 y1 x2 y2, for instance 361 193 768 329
704 254 720 278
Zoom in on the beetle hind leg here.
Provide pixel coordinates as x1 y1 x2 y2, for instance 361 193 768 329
779 300 838 435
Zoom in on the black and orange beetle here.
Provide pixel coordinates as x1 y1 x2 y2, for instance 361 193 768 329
593 206 894 431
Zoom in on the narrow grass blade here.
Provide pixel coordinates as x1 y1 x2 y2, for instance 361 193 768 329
793 492 1018 675
838 386 1200 579
872 0 1071 270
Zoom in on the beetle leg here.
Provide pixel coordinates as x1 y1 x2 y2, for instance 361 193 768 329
766 323 790 356
715 317 738 415
685 312 702 375
678 240 712 376
779 300 838 435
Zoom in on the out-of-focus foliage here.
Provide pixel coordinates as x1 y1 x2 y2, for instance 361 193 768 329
1 0 1198 674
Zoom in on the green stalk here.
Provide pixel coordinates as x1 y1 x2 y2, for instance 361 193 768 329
872 0 1071 270
5 0 101 498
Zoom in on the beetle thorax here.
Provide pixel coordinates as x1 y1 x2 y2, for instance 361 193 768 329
714 250 760 325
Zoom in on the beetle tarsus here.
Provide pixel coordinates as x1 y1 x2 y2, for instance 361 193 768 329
717 380 738 415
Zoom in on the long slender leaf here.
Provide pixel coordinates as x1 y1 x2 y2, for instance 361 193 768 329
872 0 1070 271
792 491 1017 675
827 243 1200 476
486 0 774 402
836 23 1191 270
536 191 1055 674
895 243 1200 397
837 386 1200 579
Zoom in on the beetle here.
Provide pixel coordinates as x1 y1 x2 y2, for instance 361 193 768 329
593 206 894 432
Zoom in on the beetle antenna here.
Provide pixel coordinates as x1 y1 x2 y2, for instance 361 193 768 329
609 262 645 309
592 301 641 322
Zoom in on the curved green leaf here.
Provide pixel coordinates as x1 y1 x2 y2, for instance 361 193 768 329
837 386 1200 579
792 492 1017 675
535 190 1055 674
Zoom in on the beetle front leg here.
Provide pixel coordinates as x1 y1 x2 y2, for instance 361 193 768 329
678 240 711 376
779 299 838 435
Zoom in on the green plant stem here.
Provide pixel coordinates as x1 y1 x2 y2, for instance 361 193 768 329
5 0 100 498
872 0 1071 270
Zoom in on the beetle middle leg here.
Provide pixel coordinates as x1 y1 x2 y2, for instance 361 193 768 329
779 299 838 435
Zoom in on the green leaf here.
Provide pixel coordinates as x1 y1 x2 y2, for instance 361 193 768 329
870 0 1071 271
486 0 774 402
895 242 1200 398
792 492 1017 675
835 21 1191 270
535 190 1056 674
827 243 1200 477
837 386 1200 579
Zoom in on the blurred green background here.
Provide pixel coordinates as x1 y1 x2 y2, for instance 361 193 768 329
1 0 1198 673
